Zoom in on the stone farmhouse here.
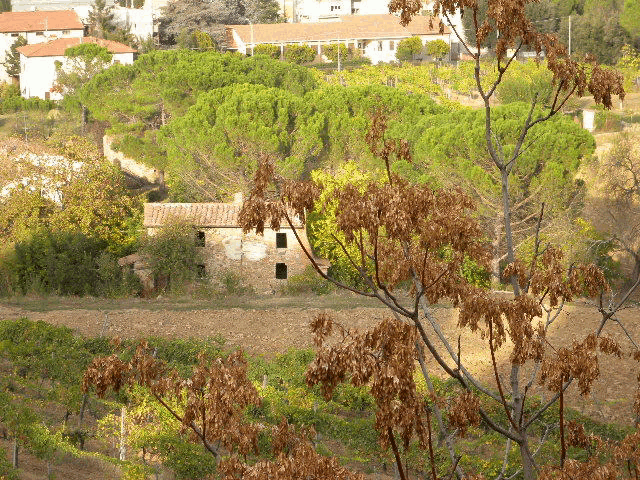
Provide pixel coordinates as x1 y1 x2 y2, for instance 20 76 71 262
226 14 451 65
17 36 136 100
0 9 84 83
140 196 324 292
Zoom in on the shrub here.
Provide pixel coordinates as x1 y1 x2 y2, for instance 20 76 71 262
284 44 316 64
396 36 423 62
218 269 253 295
254 44 281 59
426 39 450 60
282 266 332 295
139 220 204 292
12 230 110 296
323 43 349 63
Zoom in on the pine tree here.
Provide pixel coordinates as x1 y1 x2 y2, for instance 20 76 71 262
2 36 26 79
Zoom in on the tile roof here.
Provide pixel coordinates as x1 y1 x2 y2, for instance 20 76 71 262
0 10 84 33
227 14 449 47
144 203 305 229
17 36 136 57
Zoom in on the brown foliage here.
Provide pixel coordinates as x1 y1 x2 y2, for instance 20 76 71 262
84 342 364 478
84 343 261 457
219 419 364 480
308 317 428 451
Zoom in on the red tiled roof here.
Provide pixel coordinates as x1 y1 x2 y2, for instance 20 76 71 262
0 10 84 33
17 36 136 57
227 14 449 46
144 203 304 229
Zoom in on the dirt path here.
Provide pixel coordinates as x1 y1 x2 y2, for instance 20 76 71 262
1 296 639 425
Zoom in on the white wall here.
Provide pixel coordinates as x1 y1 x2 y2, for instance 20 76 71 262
0 29 83 83
364 38 400 64
112 6 154 39
19 54 59 99
20 50 134 100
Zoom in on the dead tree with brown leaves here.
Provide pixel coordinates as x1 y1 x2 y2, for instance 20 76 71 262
83 342 364 479
238 2 640 478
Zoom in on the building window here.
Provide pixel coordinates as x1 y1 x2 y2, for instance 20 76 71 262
275 263 288 279
389 40 395 50
10 33 18 37
378 41 383 51
276 232 287 249
36 31 44 36
196 230 205 247
62 30 70 34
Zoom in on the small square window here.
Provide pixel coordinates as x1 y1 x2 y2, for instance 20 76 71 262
36 31 44 36
62 30 70 34
389 41 395 50
275 263 287 279
276 232 287 249
196 231 205 247
378 41 383 51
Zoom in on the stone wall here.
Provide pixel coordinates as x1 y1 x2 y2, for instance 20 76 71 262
147 225 313 293
103 135 164 184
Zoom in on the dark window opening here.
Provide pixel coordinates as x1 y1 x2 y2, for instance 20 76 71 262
275 263 287 279
276 232 287 248
196 230 205 247
197 264 206 278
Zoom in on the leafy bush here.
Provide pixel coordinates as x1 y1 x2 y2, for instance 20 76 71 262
254 44 281 59
323 43 349 63
595 109 623 132
0 95 55 114
284 44 316 64
426 39 450 59
396 36 423 61
282 266 332 295
218 269 253 295
496 60 554 104
140 221 204 292
12 230 111 296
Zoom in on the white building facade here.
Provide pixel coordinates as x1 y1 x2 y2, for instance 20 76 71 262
227 14 450 65
18 36 135 100
0 10 84 83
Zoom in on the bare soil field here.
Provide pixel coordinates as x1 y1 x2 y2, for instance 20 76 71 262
1 293 639 427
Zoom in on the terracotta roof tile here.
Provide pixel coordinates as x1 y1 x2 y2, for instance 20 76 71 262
144 203 304 229
0 10 84 33
227 14 449 45
17 36 136 57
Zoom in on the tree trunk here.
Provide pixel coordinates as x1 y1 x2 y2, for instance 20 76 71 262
491 216 503 288
12 439 18 468
501 168 520 295
119 406 127 461
631 252 640 285
518 436 536 480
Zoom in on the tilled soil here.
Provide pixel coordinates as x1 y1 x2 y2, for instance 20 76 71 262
1 296 639 480
1 297 638 425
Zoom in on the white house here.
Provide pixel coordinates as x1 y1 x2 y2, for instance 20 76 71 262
11 0 169 42
0 10 84 83
226 14 450 65
17 36 135 100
